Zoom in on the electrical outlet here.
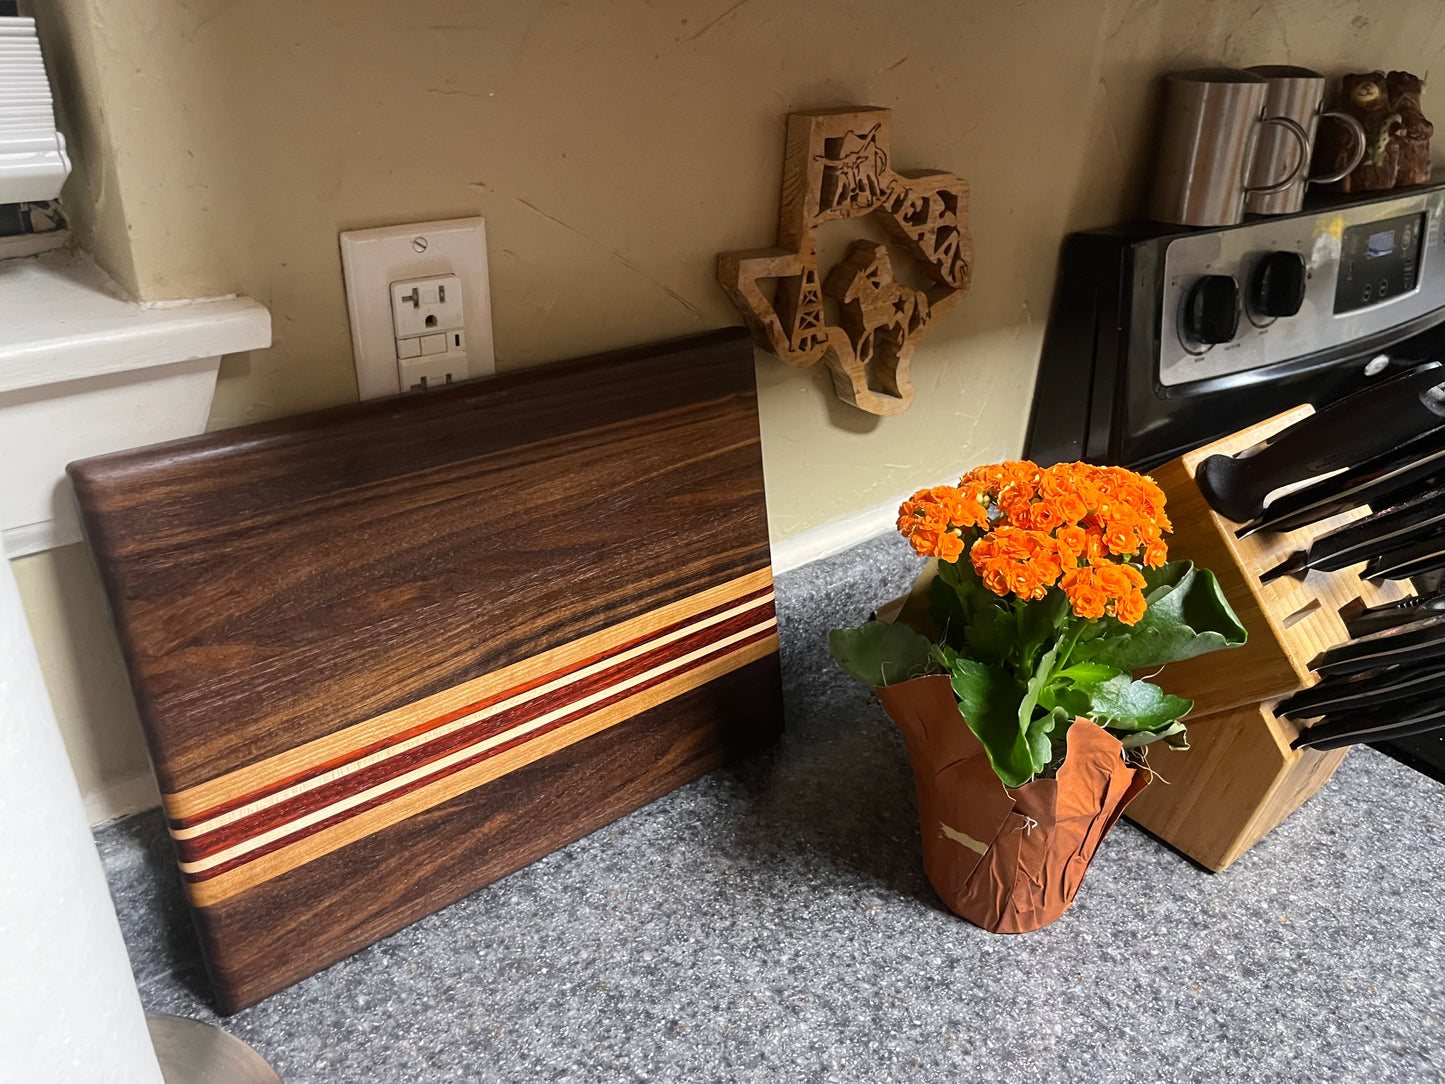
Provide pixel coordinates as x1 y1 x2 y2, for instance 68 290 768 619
339 218 496 400
390 274 463 340
399 352 461 393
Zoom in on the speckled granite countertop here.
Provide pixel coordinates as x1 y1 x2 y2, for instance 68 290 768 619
97 534 1445 1083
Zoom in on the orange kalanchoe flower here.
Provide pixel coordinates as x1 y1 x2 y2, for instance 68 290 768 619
897 483 986 560
897 460 1171 625
1059 566 1112 620
970 526 1063 601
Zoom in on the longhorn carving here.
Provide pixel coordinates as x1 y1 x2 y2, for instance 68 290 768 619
718 108 973 416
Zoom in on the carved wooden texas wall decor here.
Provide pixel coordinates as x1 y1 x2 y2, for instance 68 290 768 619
718 107 973 416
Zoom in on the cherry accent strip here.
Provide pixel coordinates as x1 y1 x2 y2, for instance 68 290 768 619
180 623 776 887
168 583 776 830
174 600 775 863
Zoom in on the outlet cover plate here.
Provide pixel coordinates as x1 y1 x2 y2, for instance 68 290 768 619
340 218 496 400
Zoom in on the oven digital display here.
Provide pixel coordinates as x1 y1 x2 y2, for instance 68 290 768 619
1367 229 1396 258
1335 212 1426 312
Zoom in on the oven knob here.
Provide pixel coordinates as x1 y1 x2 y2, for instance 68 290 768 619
1183 275 1240 344
1251 251 1307 318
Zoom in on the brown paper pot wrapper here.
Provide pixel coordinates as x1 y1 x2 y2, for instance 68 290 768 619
877 675 1150 933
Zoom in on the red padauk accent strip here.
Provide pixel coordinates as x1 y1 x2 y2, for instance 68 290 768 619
174 601 774 863
181 624 777 884
169 585 776 830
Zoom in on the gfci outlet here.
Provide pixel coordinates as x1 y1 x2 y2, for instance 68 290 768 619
339 218 496 399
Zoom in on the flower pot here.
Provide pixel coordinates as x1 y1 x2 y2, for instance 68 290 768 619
876 675 1150 933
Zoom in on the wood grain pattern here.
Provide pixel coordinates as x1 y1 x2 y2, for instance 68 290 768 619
1152 406 1413 716
1125 701 1347 871
69 328 784 1012
198 654 782 1013
165 574 776 823
179 624 778 906
1127 407 1413 870
717 107 972 416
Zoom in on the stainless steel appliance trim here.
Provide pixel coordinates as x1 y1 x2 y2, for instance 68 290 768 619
1158 188 1445 388
1153 305 1445 399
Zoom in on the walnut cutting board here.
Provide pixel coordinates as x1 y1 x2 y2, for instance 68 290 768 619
70 328 783 1012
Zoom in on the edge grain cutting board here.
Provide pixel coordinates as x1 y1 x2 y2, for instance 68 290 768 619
70 328 783 1012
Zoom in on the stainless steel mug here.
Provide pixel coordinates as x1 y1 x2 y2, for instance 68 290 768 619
1244 65 1367 215
1150 68 1310 227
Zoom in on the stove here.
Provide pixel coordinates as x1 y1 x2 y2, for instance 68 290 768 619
1027 182 1445 471
1026 182 1445 784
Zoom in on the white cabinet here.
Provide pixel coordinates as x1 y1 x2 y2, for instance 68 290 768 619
0 251 270 556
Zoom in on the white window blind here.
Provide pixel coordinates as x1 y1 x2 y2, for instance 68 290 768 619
0 15 69 204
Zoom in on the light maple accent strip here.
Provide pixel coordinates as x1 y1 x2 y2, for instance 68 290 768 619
185 632 779 908
164 567 774 820
177 616 776 873
171 592 774 842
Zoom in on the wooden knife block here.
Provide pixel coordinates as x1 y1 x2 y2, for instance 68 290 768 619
1147 406 1413 715
1126 406 1414 870
1122 699 1349 872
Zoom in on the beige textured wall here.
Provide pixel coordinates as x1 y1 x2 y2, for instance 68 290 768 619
25 0 141 294
42 0 1445 535
18 0 1445 820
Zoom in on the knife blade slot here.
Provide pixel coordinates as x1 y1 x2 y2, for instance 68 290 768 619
1281 599 1322 629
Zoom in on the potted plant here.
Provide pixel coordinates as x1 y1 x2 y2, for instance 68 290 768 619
830 460 1246 932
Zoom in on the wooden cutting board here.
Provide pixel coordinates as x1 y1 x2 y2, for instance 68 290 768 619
71 328 783 1012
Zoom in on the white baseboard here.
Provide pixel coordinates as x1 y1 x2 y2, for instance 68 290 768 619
770 498 898 575
84 770 160 827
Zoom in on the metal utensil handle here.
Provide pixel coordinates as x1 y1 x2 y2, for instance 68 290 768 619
1244 115 1311 195
1310 110 1368 184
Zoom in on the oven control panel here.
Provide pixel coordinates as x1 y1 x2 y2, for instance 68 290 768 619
1334 211 1425 313
1159 188 1445 388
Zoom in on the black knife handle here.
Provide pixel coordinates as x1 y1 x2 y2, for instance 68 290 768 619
1197 364 1445 523
1367 550 1445 582
1276 664 1441 719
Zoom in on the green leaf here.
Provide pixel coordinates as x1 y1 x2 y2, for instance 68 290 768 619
1118 719 1189 750
1018 642 1060 763
1055 662 1123 685
828 621 936 687
1048 683 1095 719
927 565 973 647
1044 707 1075 766
1081 674 1193 731
927 566 964 628
1072 561 1247 672
1017 590 1071 670
929 560 1018 666
941 656 1034 788
1025 706 1064 775
1141 560 1189 600
963 602 1015 666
